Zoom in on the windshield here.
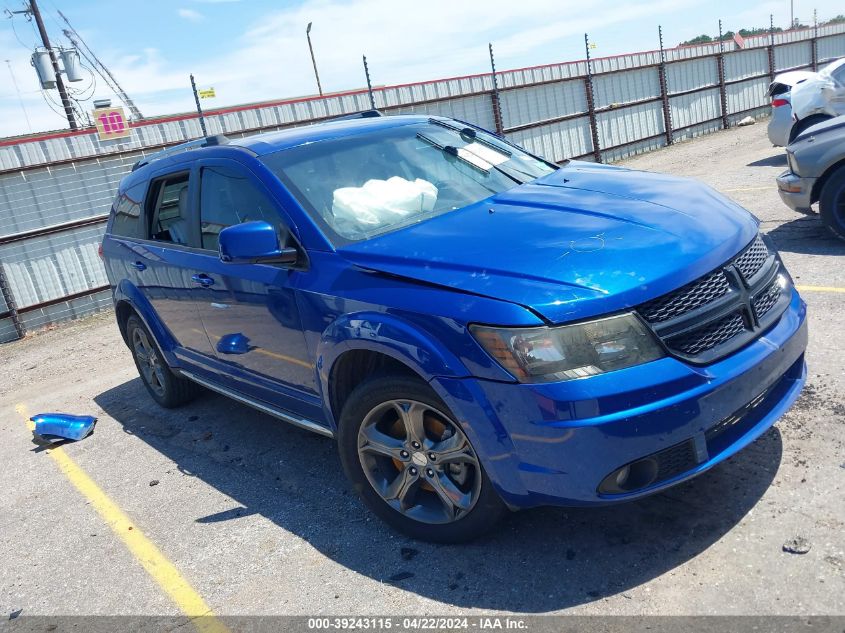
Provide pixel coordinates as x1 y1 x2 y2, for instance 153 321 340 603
260 120 557 244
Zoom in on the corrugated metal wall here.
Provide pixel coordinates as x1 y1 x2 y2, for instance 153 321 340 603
0 23 843 342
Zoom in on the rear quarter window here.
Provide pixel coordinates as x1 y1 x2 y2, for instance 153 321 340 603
110 181 148 239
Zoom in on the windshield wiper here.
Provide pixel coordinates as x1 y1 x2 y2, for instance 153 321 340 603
429 117 564 171
417 132 524 185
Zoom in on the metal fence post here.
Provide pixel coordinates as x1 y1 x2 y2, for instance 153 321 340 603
0 259 25 340
812 11 819 71
488 43 505 135
768 14 776 81
190 74 208 137
362 55 376 110
717 20 729 129
584 33 602 163
658 26 673 146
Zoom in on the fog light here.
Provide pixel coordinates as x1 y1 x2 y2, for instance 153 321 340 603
598 458 659 494
615 465 631 488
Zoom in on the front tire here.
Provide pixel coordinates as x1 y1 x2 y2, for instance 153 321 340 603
126 315 201 408
337 375 506 543
819 165 845 241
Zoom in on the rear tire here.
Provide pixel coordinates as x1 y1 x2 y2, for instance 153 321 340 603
788 114 831 144
337 375 506 543
126 315 202 408
819 165 845 241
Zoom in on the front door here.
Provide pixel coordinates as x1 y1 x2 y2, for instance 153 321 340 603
189 159 318 415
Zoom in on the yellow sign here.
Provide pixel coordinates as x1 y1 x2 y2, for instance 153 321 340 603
92 106 131 141
198 88 216 99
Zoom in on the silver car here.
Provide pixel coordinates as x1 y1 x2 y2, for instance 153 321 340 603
766 70 816 146
776 115 845 240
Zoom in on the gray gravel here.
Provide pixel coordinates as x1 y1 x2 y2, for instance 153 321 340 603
0 121 843 617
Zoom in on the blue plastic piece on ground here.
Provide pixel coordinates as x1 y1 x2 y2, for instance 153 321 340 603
31 413 97 442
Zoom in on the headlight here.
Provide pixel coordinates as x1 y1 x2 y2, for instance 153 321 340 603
786 151 799 175
471 313 664 383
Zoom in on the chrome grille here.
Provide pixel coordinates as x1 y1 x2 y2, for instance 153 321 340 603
666 312 746 356
639 270 730 323
636 233 788 363
733 235 768 280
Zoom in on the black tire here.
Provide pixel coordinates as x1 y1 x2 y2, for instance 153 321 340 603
337 375 506 543
819 165 845 241
125 315 202 408
788 114 831 144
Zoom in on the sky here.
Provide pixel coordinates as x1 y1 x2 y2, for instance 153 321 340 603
1 0 843 138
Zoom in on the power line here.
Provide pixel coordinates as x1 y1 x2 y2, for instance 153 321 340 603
57 9 143 120
4 58 33 133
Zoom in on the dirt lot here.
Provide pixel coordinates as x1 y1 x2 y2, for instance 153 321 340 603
1 121 843 619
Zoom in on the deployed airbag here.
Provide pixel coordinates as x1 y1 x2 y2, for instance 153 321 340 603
331 176 438 235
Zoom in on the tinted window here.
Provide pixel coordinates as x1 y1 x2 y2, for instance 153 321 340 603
111 181 147 238
260 121 556 244
150 174 190 245
199 165 283 251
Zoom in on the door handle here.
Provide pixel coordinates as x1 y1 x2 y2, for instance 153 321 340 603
191 274 215 287
129 261 146 271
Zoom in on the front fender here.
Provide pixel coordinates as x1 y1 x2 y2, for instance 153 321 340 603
114 280 180 366
318 311 471 383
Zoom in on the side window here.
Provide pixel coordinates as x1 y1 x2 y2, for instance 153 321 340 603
111 181 147 239
831 64 845 86
199 165 285 252
149 174 191 245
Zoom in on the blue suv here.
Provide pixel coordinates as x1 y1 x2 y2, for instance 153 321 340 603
102 114 807 542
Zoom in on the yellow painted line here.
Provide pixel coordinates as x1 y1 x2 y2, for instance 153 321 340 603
722 186 773 192
796 285 845 294
194 328 312 369
17 404 229 633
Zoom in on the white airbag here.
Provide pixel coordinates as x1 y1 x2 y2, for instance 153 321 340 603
331 176 438 233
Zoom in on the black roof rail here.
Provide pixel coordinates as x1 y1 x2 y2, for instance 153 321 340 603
132 134 230 171
326 109 383 122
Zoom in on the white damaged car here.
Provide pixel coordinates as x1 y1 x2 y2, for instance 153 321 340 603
786 58 845 143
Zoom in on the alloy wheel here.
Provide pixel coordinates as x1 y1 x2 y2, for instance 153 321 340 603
357 399 482 524
132 328 166 397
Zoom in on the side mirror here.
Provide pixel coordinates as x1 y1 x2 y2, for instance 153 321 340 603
218 221 298 265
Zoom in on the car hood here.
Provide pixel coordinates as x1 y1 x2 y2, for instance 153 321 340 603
337 162 759 324
793 113 845 143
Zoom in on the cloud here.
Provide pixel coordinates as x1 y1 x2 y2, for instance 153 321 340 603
177 8 204 22
3 0 845 138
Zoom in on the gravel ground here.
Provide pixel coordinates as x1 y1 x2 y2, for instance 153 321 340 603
0 121 843 618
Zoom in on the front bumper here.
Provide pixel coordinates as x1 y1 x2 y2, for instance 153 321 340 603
433 289 807 508
777 170 816 213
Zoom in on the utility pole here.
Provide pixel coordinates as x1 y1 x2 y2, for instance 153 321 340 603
28 0 77 129
305 22 323 97
790 0 794 28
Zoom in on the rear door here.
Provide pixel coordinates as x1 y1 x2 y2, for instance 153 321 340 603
124 169 217 361
189 158 318 416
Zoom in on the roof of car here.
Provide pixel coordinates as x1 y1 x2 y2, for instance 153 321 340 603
230 114 430 155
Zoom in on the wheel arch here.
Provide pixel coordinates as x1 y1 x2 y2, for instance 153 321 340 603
113 280 179 363
317 312 472 428
811 158 845 205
